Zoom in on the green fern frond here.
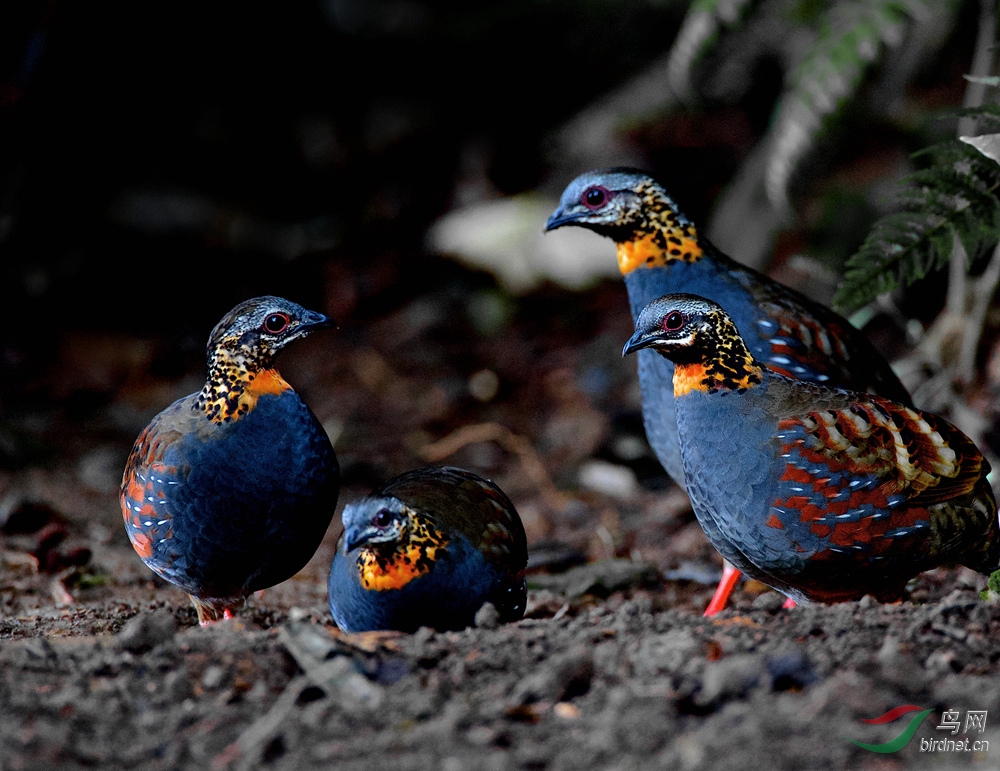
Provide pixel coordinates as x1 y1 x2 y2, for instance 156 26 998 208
765 0 931 214
834 107 1000 312
665 0 964 216
953 102 1000 128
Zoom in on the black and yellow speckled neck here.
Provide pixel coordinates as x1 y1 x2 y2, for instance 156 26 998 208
673 310 763 396
617 179 703 273
195 348 289 423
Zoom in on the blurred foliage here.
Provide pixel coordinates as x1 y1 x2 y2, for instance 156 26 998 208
836 104 1000 311
668 0 963 213
982 568 1000 601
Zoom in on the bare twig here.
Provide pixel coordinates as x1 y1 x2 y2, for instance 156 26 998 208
938 0 998 388
957 239 1000 385
946 229 967 318
958 0 999 136
420 422 568 511
222 674 310 771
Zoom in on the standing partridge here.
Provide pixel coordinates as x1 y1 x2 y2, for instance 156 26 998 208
623 293 999 604
328 466 527 633
121 296 339 625
547 168 909 612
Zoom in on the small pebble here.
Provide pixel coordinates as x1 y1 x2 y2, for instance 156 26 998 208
696 654 764 705
468 370 500 402
751 592 785 613
115 610 177 654
201 665 225 690
475 602 500 630
765 648 818 691
577 460 638 499
925 649 956 676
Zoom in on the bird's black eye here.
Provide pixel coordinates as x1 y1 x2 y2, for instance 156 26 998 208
374 510 393 528
262 313 290 334
662 311 685 332
582 186 608 209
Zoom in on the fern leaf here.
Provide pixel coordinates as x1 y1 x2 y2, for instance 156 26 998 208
765 0 927 214
954 102 1000 130
836 212 948 309
834 108 1000 312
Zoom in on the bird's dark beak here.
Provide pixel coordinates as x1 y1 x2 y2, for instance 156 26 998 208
344 526 373 553
300 310 336 332
291 311 336 344
545 207 581 232
622 329 658 357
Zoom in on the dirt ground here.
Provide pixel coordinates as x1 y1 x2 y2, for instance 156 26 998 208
3 4 998 769
1 274 999 771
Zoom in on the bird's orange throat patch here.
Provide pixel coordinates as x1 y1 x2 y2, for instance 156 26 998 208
673 362 760 396
616 182 704 275
356 513 449 591
197 357 292 423
246 369 292 399
617 233 703 274
671 317 763 396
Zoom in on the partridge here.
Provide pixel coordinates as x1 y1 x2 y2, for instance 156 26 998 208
121 296 339 625
328 466 527 633
547 168 909 611
623 293 998 604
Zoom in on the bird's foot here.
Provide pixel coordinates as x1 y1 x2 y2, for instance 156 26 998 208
191 595 240 626
703 562 741 617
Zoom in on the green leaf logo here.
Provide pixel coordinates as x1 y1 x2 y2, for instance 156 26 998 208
848 706 934 753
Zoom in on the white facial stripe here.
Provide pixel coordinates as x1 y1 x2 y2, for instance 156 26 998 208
655 331 696 348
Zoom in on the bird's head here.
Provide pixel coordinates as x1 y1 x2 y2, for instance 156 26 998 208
545 168 654 236
341 495 410 553
623 293 762 394
545 168 703 272
341 484 452 592
207 296 334 371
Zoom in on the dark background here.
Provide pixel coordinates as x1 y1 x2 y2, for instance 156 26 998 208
0 1 979 473
0 1 687 327
0 1 697 444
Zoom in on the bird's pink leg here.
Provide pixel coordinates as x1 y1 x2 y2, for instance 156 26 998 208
703 561 741 617
782 597 797 609
192 596 237 626
197 607 234 626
